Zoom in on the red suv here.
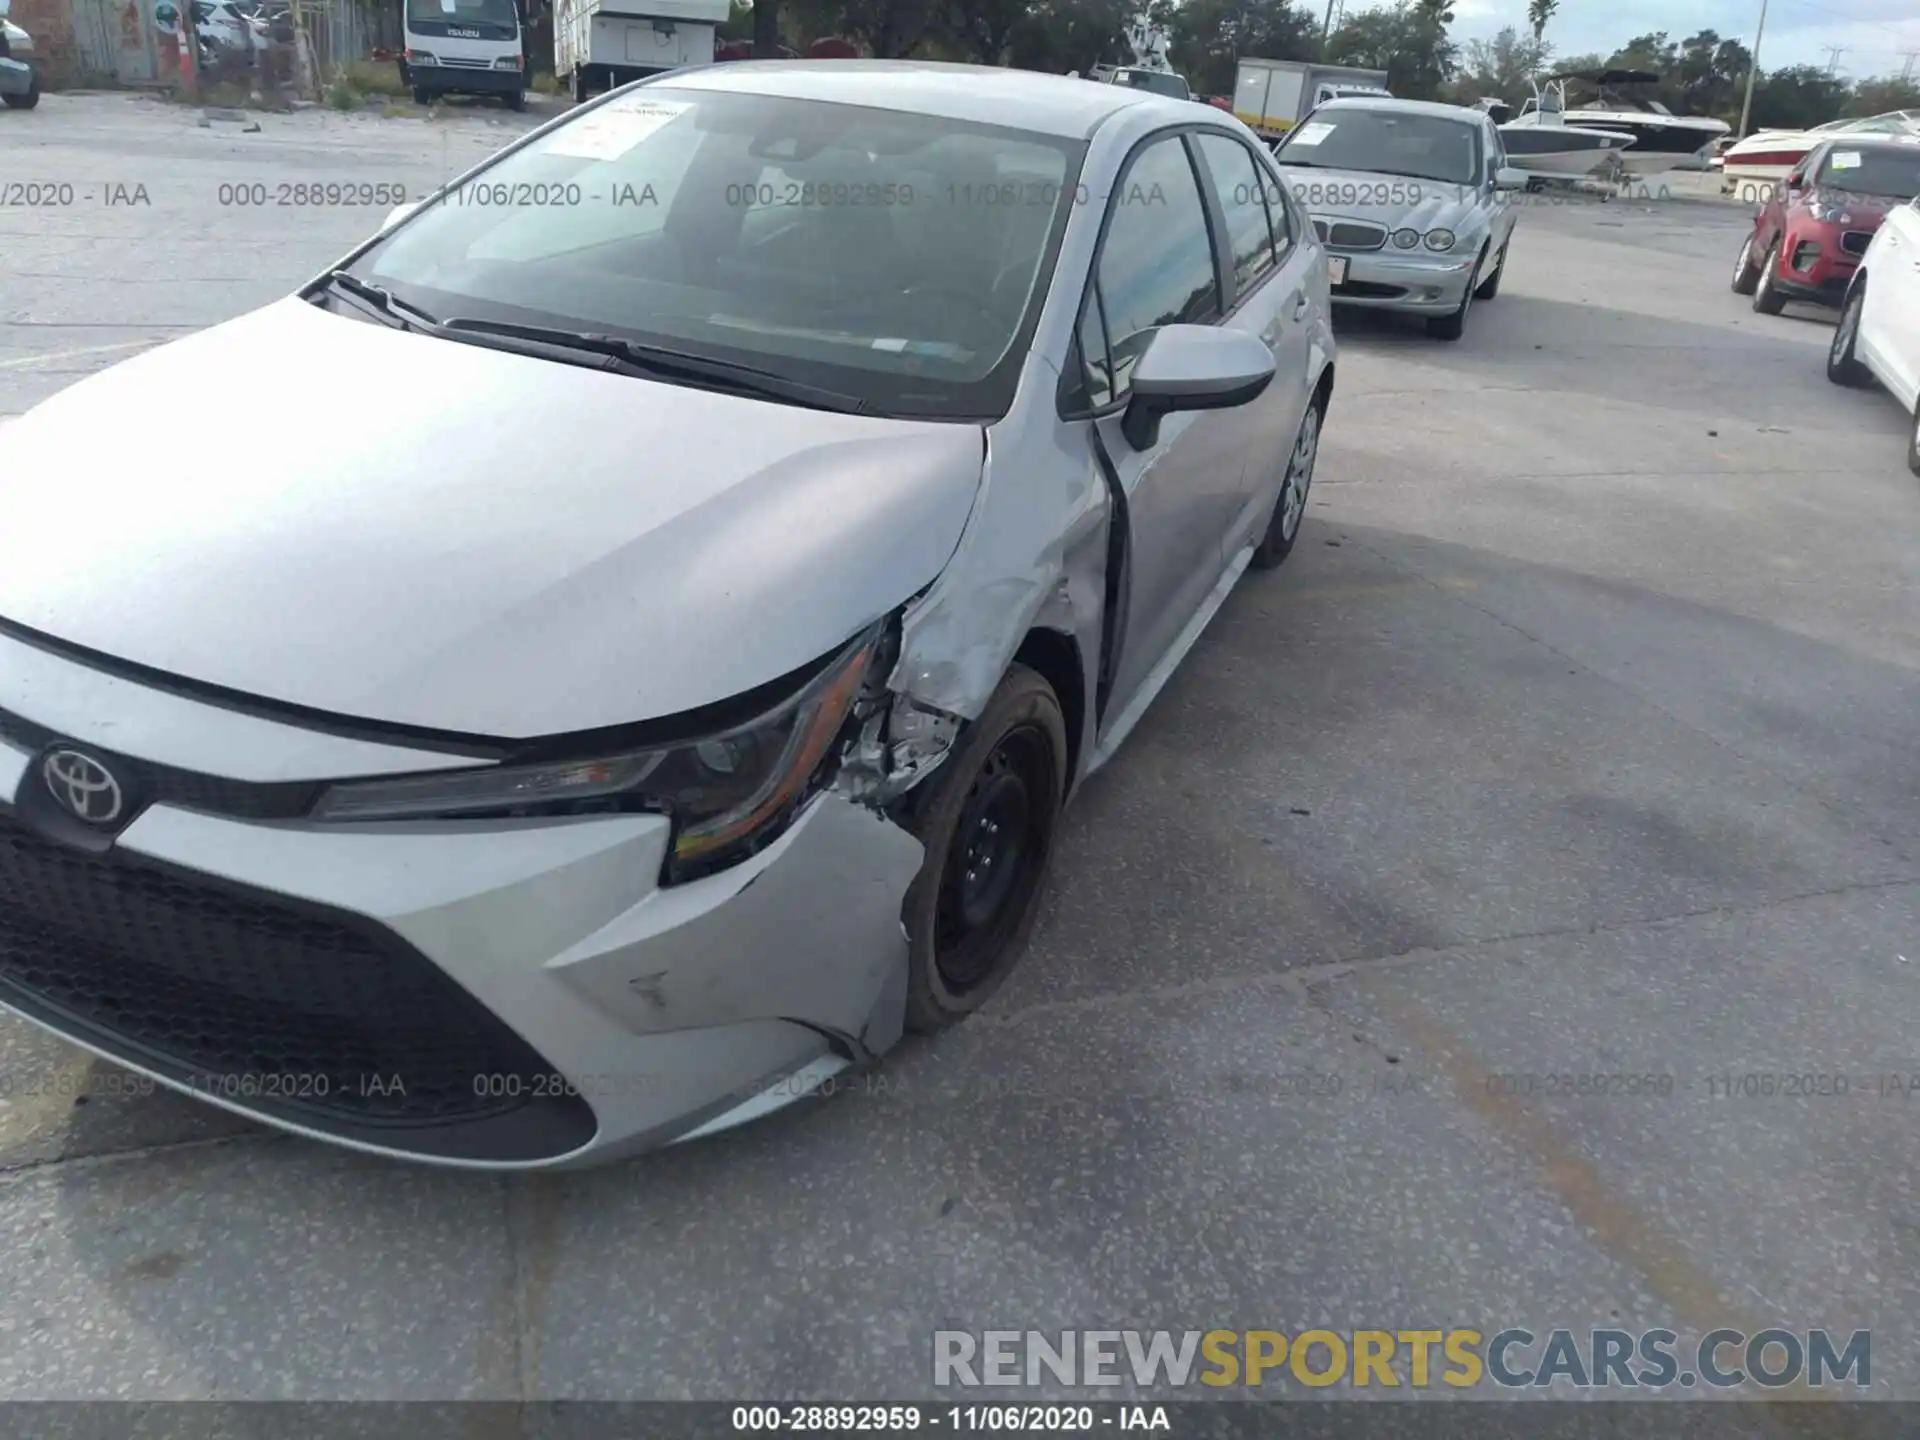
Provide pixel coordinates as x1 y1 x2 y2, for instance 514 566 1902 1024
1732 136 1920 314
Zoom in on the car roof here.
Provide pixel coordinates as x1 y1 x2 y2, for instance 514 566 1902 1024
1310 95 1488 124
1813 134 1920 151
655 60 1189 140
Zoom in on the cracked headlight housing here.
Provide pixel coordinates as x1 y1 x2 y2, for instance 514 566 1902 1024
311 628 881 883
1424 228 1457 251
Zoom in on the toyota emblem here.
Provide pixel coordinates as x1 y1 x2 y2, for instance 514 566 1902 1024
42 749 126 826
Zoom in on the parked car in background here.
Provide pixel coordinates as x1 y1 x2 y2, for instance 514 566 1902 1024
1273 95 1522 340
1733 135 1920 316
193 0 259 58
1825 192 1920 475
0 63 1334 1170
0 1 38 111
1083 64 1192 102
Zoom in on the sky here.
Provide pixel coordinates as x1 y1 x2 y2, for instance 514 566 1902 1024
1447 0 1920 82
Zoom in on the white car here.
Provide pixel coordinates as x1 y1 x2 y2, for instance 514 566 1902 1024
0 62 1336 1170
1827 193 1920 474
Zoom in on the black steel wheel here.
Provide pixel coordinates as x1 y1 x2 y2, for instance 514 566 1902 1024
901 665 1067 1033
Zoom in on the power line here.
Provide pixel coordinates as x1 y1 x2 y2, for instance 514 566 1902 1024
1824 44 1848 73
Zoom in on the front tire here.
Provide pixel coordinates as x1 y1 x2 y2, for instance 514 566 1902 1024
900 665 1068 1035
411 84 431 106
505 87 526 112
1908 392 1920 477
1731 231 1760 295
2 74 39 109
1752 239 1787 315
1251 394 1323 570
1427 253 1480 340
1827 284 1871 387
569 64 590 102
1473 242 1507 301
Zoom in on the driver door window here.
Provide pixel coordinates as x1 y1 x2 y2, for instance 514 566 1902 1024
1091 134 1222 398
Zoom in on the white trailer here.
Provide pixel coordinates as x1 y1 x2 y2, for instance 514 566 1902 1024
1232 58 1390 145
556 0 727 102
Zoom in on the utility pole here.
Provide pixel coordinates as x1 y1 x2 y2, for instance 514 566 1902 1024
1901 50 1918 81
1321 0 1338 50
1735 0 1768 140
1823 46 1846 76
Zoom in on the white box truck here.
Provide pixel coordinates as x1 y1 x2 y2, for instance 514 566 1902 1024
556 0 727 102
1232 58 1390 145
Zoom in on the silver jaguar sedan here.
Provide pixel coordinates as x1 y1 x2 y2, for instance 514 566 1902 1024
1274 95 1523 340
0 61 1335 1168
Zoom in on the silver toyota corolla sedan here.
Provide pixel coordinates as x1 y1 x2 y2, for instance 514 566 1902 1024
1273 95 1523 340
0 61 1335 1168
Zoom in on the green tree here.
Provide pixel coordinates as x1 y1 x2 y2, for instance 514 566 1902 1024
1750 64 1852 130
1448 24 1549 105
1324 0 1454 101
1006 0 1148 76
1846 75 1920 116
1168 0 1317 98
1524 0 1554 44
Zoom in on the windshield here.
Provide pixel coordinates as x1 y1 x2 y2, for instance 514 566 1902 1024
1119 70 1188 99
1815 145 1920 197
1275 109 1480 185
406 0 517 29
352 87 1081 420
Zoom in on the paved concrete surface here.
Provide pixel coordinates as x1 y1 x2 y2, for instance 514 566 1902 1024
1 95 1917 1404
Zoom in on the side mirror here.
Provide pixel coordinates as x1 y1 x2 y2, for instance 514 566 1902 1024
1785 172 1805 191
379 200 419 233
1121 325 1276 451
1494 167 1528 191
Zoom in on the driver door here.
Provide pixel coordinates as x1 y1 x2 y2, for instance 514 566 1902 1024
1072 132 1253 731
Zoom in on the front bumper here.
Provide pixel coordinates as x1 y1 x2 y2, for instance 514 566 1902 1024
0 637 923 1170
1768 229 1857 308
0 57 35 97
408 61 522 95
1326 247 1478 313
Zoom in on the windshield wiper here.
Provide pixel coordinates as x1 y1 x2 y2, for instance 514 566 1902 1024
313 270 441 329
434 317 869 414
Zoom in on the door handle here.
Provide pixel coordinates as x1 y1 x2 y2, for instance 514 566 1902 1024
1291 291 1310 321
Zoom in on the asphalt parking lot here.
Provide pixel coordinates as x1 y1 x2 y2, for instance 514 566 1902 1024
2 93 1918 1406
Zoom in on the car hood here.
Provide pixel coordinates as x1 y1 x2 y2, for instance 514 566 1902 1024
1274 165 1484 233
0 299 987 739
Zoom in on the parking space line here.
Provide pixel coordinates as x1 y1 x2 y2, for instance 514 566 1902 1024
0 339 164 371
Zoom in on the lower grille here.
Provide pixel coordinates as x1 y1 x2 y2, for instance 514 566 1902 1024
0 807 595 1160
1841 230 1872 256
439 56 493 68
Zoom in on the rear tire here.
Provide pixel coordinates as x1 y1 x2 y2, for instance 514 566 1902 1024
2 75 39 109
1251 393 1323 570
1827 284 1871 387
1752 239 1787 315
505 87 526 112
900 665 1068 1035
1731 231 1760 295
569 64 589 102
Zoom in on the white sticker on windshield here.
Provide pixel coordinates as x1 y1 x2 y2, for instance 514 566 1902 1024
1290 121 1335 146
542 99 690 161
1830 150 1863 169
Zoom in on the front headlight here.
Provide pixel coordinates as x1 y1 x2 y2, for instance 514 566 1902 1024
492 54 521 69
311 627 881 883
1424 229 1457 251
1392 227 1420 248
